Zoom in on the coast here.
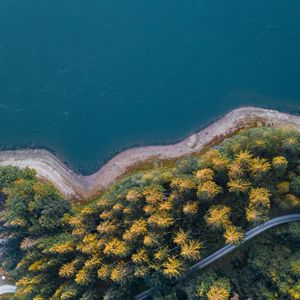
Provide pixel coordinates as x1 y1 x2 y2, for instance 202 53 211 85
0 106 299 199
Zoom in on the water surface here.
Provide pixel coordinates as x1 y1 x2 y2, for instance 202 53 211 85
1 0 300 173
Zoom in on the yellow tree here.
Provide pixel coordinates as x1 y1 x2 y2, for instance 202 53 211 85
249 187 271 208
173 229 189 246
78 233 99 255
235 150 253 166
132 248 149 264
134 265 150 278
207 279 231 300
211 155 229 172
16 275 43 297
99 210 113 220
249 157 271 179
272 156 288 175
103 238 129 257
290 258 300 275
126 188 142 202
143 204 156 215
143 233 159 247
182 201 199 215
201 149 225 167
52 284 78 300
110 261 129 283
60 290 78 300
97 197 110 209
283 136 299 153
162 257 184 278
97 264 111 280
180 239 202 260
205 205 231 230
159 199 173 211
28 259 47 272
97 220 118 234
59 259 80 278
246 205 268 224
227 179 251 194
223 226 244 245
253 139 267 152
84 255 102 270
48 241 74 254
276 181 290 194
197 180 223 201
286 194 300 208
143 185 164 204
170 177 196 193
147 212 174 228
228 161 244 179
195 168 215 183
75 267 90 286
123 219 147 241
154 247 169 261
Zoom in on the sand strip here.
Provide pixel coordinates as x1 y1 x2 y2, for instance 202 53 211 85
0 106 299 199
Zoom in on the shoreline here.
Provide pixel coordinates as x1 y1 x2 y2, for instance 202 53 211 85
0 106 300 199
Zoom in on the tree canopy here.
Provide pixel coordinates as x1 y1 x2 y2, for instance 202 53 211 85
1 127 300 299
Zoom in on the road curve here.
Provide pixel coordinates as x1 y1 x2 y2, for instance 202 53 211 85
0 284 16 295
1 107 300 199
135 214 300 300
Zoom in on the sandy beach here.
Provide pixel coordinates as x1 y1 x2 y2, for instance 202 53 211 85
0 106 299 199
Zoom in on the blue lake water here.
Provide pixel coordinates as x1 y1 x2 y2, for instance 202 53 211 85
1 0 300 173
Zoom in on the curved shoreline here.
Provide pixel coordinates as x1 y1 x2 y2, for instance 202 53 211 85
0 106 300 199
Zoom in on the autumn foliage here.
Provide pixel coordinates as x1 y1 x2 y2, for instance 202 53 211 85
1 127 300 299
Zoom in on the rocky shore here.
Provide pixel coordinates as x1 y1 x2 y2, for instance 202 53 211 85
0 106 299 199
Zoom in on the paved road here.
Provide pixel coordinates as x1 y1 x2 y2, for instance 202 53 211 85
0 284 16 295
135 214 300 300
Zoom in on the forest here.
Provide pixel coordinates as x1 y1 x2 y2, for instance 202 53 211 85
0 126 300 299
